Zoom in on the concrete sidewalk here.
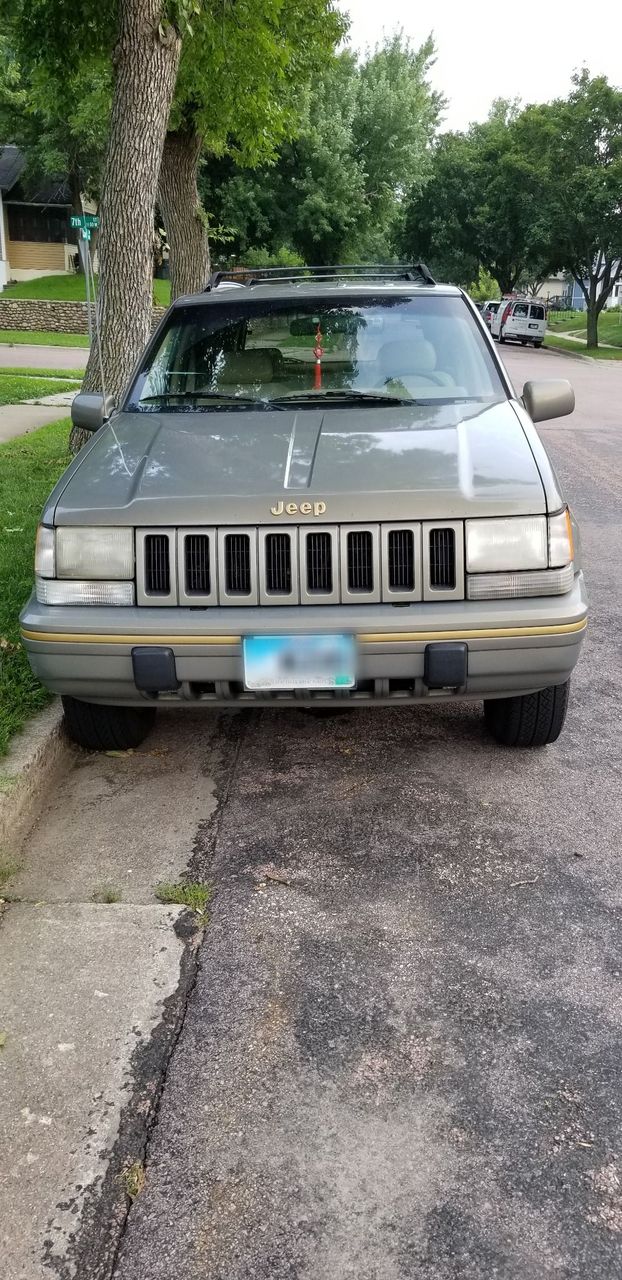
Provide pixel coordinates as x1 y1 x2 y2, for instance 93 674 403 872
0 403 71 443
0 711 217 1280
0 343 88 370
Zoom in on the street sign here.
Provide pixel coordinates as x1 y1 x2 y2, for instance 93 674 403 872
81 228 91 241
70 213 100 229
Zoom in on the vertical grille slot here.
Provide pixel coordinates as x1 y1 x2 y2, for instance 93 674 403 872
429 528 456 589
388 529 415 591
306 532 333 593
265 533 292 595
185 534 211 596
145 534 170 595
225 533 252 595
347 530 373 592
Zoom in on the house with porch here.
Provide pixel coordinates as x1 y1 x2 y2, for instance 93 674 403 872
0 145 79 291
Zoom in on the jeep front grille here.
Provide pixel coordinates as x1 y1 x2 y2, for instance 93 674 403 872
429 527 456 589
306 531 333 594
265 532 292 595
224 533 252 595
388 528 415 592
136 521 465 605
144 534 171 596
185 533 211 596
347 530 374 592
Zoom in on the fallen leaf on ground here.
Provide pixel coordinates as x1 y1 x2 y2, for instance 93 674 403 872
0 1031 7 1049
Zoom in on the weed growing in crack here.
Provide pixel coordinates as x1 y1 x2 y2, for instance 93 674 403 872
92 884 122 904
154 881 211 917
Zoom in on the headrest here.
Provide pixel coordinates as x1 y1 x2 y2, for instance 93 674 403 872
377 339 437 375
219 350 274 385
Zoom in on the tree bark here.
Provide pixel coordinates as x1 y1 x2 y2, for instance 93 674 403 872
72 0 181 452
158 129 211 300
586 306 599 349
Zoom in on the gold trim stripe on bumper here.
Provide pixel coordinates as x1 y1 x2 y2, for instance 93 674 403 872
21 619 587 646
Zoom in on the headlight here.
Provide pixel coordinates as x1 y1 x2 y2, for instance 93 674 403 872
466 516 548 572
56 527 134 579
466 509 575 599
34 525 135 605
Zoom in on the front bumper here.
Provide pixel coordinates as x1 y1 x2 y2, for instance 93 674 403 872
20 573 587 708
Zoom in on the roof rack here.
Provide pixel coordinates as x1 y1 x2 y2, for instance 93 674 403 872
205 262 436 290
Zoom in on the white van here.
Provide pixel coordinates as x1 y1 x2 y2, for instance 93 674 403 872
492 298 546 347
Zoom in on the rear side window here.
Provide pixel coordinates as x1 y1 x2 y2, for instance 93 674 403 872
530 304 545 320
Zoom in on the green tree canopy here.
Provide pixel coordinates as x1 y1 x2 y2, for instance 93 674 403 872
0 33 109 208
516 71 622 346
201 33 443 267
401 102 545 292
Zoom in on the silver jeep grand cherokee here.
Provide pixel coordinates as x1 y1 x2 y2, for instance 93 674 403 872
20 264 587 751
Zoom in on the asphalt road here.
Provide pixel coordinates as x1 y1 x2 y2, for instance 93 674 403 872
9 344 622 1279
108 344 622 1280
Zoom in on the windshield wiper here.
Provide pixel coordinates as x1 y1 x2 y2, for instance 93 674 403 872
140 391 263 406
268 389 416 406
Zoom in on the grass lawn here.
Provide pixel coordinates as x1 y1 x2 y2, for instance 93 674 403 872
1 273 171 307
544 335 622 360
0 365 85 380
0 329 90 348
548 310 622 348
0 418 72 755
0 374 80 405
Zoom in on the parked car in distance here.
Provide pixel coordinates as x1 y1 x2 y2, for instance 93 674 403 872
482 299 500 329
21 264 586 752
492 298 547 347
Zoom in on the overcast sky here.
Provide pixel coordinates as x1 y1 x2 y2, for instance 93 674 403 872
340 0 621 130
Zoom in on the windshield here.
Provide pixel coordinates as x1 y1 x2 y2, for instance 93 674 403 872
126 293 506 412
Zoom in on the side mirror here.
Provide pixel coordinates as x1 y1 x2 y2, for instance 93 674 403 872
522 379 574 423
70 392 116 433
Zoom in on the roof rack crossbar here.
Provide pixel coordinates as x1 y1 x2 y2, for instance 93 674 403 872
205 262 436 290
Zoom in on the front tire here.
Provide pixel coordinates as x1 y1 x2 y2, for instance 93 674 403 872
483 681 570 747
62 696 156 751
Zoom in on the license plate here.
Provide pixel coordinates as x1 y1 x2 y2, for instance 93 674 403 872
529 322 539 329
243 634 356 690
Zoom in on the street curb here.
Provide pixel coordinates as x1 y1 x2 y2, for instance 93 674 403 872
0 701 73 856
543 342 593 364
544 341 621 364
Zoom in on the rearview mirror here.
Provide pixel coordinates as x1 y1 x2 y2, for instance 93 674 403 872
522 379 574 423
70 392 116 433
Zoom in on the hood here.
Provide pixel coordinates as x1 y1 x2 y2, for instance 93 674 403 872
51 399 546 526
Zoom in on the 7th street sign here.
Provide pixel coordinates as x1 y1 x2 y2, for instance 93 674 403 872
70 213 99 239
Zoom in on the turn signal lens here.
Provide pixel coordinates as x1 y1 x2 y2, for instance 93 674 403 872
35 578 135 606
548 509 574 567
34 525 55 578
467 564 574 600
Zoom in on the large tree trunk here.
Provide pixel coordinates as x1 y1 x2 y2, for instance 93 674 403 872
72 0 181 452
586 279 599 349
158 129 210 300
586 307 599 349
